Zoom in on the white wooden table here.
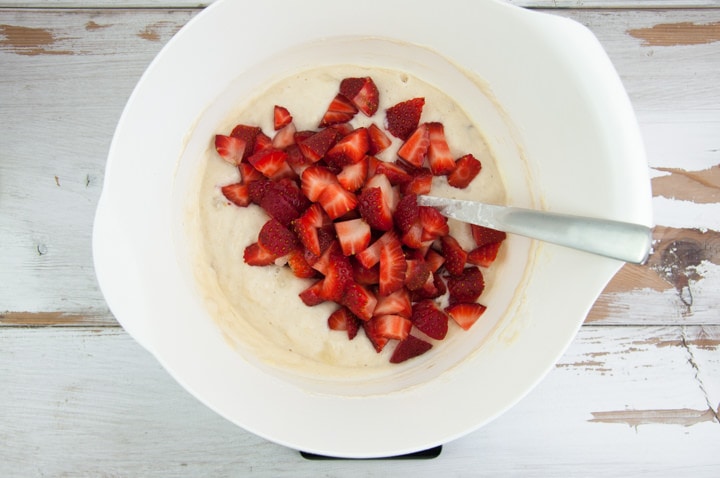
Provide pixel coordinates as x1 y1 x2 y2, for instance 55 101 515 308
1 1 719 476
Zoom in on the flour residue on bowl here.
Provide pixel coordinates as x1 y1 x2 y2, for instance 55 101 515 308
191 65 509 379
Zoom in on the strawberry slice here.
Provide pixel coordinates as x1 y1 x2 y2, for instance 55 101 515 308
311 240 342 275
379 235 407 296
351 259 379 286
337 157 368 192
342 282 377 321
339 77 380 117
272 122 297 150
293 203 331 256
418 206 449 241
325 127 370 167
248 149 294 180
214 134 247 165
367 123 392 155
364 173 399 211
334 218 371 256
258 184 303 226
410 299 449 340
258 218 300 256
248 179 272 205
230 124 261 159
468 241 503 268
301 165 337 202
385 97 425 140
238 163 264 184
426 122 456 175
374 161 412 186
320 252 353 302
273 105 293 130
253 131 273 154
362 318 390 353
399 168 433 195
298 127 340 162
328 307 361 340
357 187 394 232
389 334 432 363
355 230 398 269
374 314 412 341
446 266 485 305
319 94 358 127
393 193 420 234
318 183 358 219
445 303 487 331
447 153 482 189
373 287 412 318
440 235 468 276
243 242 277 266
397 124 429 168
299 279 326 306
424 248 446 273
404 258 431 291
220 183 250 207
287 249 317 279
470 224 507 248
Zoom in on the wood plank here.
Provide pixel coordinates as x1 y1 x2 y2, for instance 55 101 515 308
0 326 717 476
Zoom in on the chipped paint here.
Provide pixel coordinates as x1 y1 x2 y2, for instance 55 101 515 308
628 21 720 47
0 24 74 56
652 165 720 204
589 408 718 428
0 311 88 326
85 20 111 31
137 21 176 42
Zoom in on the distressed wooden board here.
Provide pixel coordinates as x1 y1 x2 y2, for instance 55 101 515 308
0 326 717 476
1 8 719 326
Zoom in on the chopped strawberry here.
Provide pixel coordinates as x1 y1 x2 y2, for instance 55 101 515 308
214 134 247 165
328 307 361 340
311 240 342 276
298 127 340 162
389 334 432 363
320 252 353 302
470 224 507 248
362 318 390 353
404 259 431 291
339 77 380 117
446 266 485 305
440 235 468 276
342 282 377 321
299 279 326 306
272 122 297 150
285 144 311 176
238 163 264 184
253 131 273 154
334 218 371 256
287 249 317 279
351 259 379 285
243 242 277 266
318 183 358 219
220 183 250 207
447 153 482 189
319 94 358 127
294 130 316 143
357 187 394 231
379 235 407 296
230 124 261 159
355 230 398 269
410 272 446 301
424 248 446 273
393 193 420 234
300 165 337 202
446 303 487 331
374 161 412 185
400 169 433 195
248 149 294 180
273 178 311 215
367 123 392 154
426 122 456 175
385 97 425 140
248 179 272 205
259 183 303 226
373 287 412 318
374 314 412 341
273 105 292 131
410 299 448 340
337 157 368 192
325 127 370 167
418 206 449 241
364 173 399 211
468 241 503 268
397 124 429 167
293 203 331 256
258 218 300 256
330 122 355 137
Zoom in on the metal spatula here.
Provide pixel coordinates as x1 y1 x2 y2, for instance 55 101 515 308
417 195 652 264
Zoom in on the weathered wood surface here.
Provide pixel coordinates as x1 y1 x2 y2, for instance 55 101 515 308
1 2 719 476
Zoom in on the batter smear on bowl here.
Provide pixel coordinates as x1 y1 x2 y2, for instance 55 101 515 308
197 66 508 370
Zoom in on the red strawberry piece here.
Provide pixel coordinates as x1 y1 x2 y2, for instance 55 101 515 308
367 123 392 155
410 272 445 301
319 94 358 127
299 279 326 306
342 282 378 321
426 122 456 175
335 218 371 256
337 157 368 192
400 168 433 196
357 187 394 232
373 287 412 318
440 235 468 276
446 266 485 305
258 218 300 256
214 134 247 165
389 334 433 363
356 230 397 269
253 131 273 154
259 184 303 226
248 149 294 180
374 314 412 341
364 173 399 211
419 206 449 241
397 124 429 168
446 303 487 331
294 130 316 143
393 193 420 234
374 161 412 185
410 299 449 340
230 124 261 159
272 122 297 150
385 97 425 140
285 144 311 176
404 258 431 291
351 259 379 286
220 183 250 207
293 203 331 256
248 179 272 205
467 241 503 268
330 123 355 137
301 164 337 202
273 177 311 213
328 307 361 340
298 127 340 162
424 248 446 273
362 318 389 353
447 153 482 189
470 224 507 248
287 249 318 279
311 240 342 276
320 252 354 302
339 77 380 117
379 235 407 296
238 163 264 184
273 105 292 130
243 242 277 266
318 183 358 219
325 127 370 167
